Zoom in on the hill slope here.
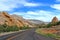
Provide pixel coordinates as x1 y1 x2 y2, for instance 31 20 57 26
0 12 33 27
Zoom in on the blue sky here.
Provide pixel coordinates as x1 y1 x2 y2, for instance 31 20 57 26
0 0 60 22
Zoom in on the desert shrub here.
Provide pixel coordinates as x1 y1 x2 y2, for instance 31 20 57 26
0 24 31 33
39 25 46 28
0 25 5 32
0 24 20 33
50 21 60 26
6 25 20 32
44 21 60 28
56 21 60 25
20 25 30 30
46 23 53 28
39 23 55 28
39 23 52 28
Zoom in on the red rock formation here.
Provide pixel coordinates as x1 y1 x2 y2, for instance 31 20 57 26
51 16 58 23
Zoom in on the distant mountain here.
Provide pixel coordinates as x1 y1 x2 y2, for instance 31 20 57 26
25 19 48 27
26 19 44 24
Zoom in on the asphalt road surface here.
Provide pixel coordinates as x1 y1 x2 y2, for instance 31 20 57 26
0 29 56 40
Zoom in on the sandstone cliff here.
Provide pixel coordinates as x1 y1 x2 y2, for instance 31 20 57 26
51 16 58 24
0 11 33 27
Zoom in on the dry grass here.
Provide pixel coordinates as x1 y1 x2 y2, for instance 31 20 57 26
36 28 60 40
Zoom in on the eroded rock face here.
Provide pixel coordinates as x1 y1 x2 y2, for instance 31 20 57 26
0 11 33 27
11 15 33 27
51 16 58 23
0 11 13 26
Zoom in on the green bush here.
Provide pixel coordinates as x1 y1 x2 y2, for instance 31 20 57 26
0 25 5 32
0 24 31 33
20 25 31 30
40 21 60 28
6 25 20 32
56 21 60 25
39 23 52 28
46 23 53 28
0 24 20 33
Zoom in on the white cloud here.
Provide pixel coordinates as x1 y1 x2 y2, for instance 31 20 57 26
0 0 22 11
24 3 40 7
11 12 25 15
51 4 60 10
12 10 57 22
0 0 42 11
56 0 60 2
26 11 39 15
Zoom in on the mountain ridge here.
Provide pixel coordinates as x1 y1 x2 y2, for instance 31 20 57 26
0 11 45 27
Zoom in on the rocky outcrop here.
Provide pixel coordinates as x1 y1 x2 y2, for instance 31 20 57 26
51 16 58 24
0 11 33 27
11 14 33 27
0 12 13 26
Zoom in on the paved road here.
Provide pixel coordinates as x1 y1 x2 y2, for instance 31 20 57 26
0 29 56 40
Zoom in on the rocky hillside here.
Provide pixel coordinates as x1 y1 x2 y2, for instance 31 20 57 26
26 19 46 27
27 19 44 24
0 11 33 27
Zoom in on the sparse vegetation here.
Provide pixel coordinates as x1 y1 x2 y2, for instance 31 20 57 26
6 25 20 32
0 24 20 33
45 23 54 28
36 19 60 40
39 23 52 28
36 21 60 40
39 21 60 28
36 28 60 40
0 24 30 33
20 25 31 30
